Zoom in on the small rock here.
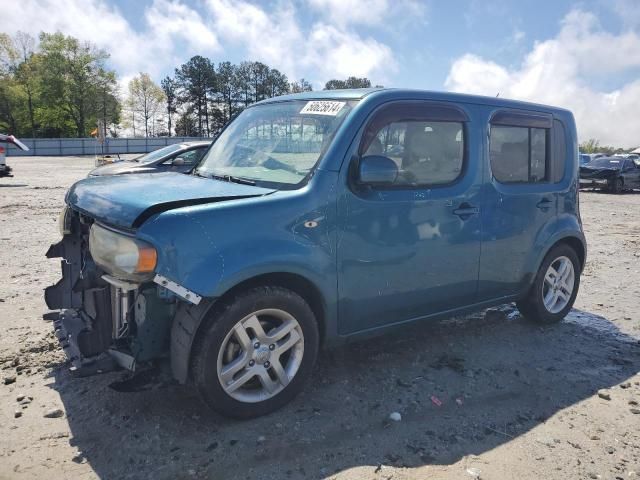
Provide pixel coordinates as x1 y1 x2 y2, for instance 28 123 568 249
597 390 611 401
257 435 266 444
590 435 600 440
620 382 631 389
19 397 32 405
43 408 64 419
14 410 22 418
466 467 481 479
630 408 640 415
629 399 639 406
606 446 616 454
389 412 402 422
3 375 16 385
16 393 26 402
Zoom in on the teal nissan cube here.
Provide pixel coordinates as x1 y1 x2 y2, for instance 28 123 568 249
46 89 586 418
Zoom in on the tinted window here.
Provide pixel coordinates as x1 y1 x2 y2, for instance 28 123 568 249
490 125 549 183
360 115 465 187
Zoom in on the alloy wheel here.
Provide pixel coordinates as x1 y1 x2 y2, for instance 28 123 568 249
216 308 304 403
542 256 575 314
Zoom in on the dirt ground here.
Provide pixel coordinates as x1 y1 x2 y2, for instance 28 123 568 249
0 156 639 480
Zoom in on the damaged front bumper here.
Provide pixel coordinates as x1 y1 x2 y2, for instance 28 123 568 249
579 178 610 186
45 214 175 376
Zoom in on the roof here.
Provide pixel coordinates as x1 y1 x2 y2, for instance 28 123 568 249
255 88 572 114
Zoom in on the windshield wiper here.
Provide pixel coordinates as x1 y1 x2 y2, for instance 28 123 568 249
220 174 256 185
197 170 256 186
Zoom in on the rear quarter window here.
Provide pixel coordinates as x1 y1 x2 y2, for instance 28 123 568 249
551 119 566 183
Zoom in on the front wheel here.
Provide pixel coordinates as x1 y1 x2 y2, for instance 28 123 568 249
516 244 581 324
192 286 319 419
611 177 623 194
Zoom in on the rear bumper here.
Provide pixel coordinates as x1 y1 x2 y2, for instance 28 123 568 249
0 165 12 177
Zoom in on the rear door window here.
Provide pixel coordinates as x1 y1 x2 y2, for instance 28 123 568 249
490 111 552 184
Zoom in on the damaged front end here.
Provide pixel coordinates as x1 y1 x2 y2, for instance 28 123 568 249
44 208 177 376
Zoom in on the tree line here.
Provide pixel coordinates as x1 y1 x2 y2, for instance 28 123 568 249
0 32 119 138
0 31 377 138
579 138 637 156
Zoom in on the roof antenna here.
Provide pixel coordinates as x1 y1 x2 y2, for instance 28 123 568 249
496 92 500 97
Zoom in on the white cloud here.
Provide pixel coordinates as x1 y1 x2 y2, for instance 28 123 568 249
205 0 396 85
445 9 640 148
3 0 398 89
0 0 220 79
307 0 426 28
308 0 390 26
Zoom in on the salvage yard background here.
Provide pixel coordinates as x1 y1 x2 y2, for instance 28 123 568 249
1 157 639 480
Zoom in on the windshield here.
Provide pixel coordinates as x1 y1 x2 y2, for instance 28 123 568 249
586 157 623 169
196 99 358 187
136 144 183 164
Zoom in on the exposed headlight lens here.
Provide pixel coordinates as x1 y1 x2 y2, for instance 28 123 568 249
58 207 72 237
89 224 157 281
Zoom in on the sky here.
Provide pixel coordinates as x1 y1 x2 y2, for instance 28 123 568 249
2 0 640 146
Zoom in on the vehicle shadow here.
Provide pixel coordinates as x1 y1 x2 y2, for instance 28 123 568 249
49 307 640 479
0 184 28 188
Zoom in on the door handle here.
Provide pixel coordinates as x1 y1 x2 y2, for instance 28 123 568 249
453 203 480 219
536 198 553 211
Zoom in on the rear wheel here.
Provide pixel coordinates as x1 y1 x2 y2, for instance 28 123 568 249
517 244 580 324
192 286 319 419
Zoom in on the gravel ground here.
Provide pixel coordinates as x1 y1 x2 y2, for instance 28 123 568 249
0 156 639 480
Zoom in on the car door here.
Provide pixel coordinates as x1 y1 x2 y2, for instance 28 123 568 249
337 101 482 335
478 110 560 300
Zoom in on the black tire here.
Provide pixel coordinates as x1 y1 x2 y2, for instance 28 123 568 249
192 286 319 419
611 177 623 194
516 244 581 324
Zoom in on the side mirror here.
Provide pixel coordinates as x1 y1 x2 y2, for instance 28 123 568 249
358 155 398 185
172 157 185 166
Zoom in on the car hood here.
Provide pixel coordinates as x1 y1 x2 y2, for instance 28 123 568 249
579 167 619 179
66 172 275 229
88 161 157 176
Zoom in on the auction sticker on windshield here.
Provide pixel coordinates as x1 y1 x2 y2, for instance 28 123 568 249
300 101 346 116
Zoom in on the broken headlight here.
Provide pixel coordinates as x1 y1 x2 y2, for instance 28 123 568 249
89 223 157 282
